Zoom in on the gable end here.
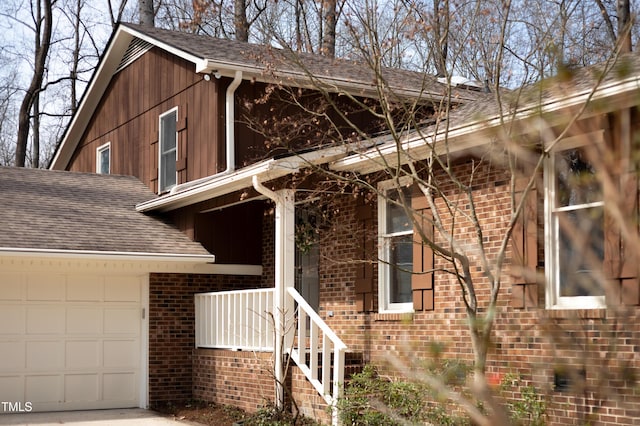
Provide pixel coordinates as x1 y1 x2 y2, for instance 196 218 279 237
116 38 153 73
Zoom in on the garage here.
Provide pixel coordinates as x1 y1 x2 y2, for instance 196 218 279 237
0 269 147 412
0 167 215 413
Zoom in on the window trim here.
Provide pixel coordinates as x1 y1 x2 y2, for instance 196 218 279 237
378 178 414 313
96 142 111 174
158 107 178 194
544 133 606 310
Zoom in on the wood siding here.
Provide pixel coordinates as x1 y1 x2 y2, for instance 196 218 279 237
67 47 225 192
66 47 432 193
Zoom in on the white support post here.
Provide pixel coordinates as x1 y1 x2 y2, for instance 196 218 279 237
273 188 295 410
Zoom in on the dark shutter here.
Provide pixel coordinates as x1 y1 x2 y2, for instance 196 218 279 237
355 197 375 312
604 110 640 306
510 178 538 308
411 193 434 311
177 107 188 183
605 170 640 305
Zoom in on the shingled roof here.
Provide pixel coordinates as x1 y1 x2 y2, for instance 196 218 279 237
0 167 212 258
120 23 482 102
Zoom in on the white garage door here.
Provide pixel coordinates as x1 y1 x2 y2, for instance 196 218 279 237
0 271 145 412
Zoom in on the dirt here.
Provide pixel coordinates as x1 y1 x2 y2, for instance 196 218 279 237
152 400 247 425
152 400 323 425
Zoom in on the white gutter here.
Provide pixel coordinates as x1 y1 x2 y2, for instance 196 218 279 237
195 58 467 103
138 142 359 213
0 247 215 263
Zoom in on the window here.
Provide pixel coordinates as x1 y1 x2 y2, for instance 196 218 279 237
545 137 605 309
159 108 178 193
378 180 413 312
96 142 110 174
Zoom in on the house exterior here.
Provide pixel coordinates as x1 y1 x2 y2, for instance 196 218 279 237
13 22 637 425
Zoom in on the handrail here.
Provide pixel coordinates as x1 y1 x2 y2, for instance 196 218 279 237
287 287 346 426
194 287 346 425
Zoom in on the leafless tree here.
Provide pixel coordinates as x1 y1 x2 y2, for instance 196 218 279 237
15 0 55 167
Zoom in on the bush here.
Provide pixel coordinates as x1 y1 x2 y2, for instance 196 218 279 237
337 365 467 425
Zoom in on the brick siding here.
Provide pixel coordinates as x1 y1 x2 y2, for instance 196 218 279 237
148 272 262 405
312 162 640 425
151 162 640 425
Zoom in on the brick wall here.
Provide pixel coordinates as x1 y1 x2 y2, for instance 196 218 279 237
148 272 262 405
193 349 275 412
307 162 640 426
192 349 331 423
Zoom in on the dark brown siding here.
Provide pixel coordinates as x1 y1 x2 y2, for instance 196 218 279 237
67 48 225 191
195 201 264 264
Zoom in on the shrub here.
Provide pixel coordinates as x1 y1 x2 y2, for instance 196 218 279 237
337 364 467 425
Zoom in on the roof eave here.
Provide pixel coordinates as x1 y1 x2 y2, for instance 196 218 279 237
136 144 356 213
197 59 473 103
330 74 640 174
0 247 214 263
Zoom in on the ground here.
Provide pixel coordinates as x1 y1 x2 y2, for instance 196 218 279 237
152 401 246 425
152 400 322 425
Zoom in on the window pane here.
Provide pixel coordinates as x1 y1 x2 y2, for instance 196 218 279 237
389 234 413 303
386 187 412 233
161 151 176 189
557 207 604 297
556 148 601 207
161 112 177 153
160 111 177 191
99 147 109 174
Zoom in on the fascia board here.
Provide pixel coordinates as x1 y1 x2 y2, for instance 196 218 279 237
197 59 467 103
331 75 640 173
0 247 214 263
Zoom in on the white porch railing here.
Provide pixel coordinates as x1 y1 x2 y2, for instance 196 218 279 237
195 288 275 351
194 287 347 425
288 287 347 424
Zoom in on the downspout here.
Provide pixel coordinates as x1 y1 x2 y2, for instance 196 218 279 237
169 70 242 195
225 70 242 174
252 175 295 411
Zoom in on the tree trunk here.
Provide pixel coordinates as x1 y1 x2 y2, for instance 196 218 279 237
321 0 337 57
16 0 53 168
618 0 632 52
139 0 154 27
234 0 249 42
32 93 39 168
70 0 81 113
432 0 449 77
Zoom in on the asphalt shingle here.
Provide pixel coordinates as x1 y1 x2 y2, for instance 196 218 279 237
122 23 483 103
0 167 211 257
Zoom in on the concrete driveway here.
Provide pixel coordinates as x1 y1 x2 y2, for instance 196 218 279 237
0 409 196 425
